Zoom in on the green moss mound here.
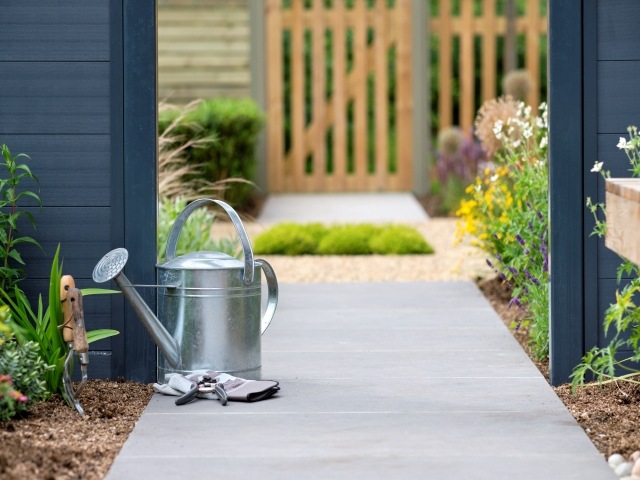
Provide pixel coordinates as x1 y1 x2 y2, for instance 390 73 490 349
369 225 434 254
253 223 434 256
316 224 381 255
253 223 327 255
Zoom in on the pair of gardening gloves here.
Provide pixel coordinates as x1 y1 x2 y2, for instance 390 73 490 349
153 370 280 404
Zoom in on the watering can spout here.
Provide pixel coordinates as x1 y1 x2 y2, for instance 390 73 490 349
92 248 181 368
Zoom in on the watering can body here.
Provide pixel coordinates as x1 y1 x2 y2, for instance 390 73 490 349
155 199 278 382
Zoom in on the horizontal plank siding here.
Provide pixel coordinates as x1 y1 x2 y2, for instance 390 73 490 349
597 61 640 134
15 207 111 278
0 63 110 134
0 2 109 61
0 135 110 207
158 1 250 103
0 1 119 379
591 0 640 361
597 2 640 60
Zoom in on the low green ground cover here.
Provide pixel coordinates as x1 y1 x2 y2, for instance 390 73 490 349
253 223 434 256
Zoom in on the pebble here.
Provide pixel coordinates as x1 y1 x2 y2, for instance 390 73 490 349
633 459 640 476
610 454 626 469
632 451 640 463
615 462 634 477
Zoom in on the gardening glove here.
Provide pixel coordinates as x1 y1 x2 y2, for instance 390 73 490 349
153 370 280 403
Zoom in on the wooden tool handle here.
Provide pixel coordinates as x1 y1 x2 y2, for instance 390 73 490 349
68 288 88 354
60 275 76 343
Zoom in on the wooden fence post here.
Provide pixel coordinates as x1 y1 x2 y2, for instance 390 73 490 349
412 0 430 195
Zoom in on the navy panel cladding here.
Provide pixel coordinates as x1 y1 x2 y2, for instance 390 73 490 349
0 1 117 379
0 135 110 207
591 0 640 361
0 63 110 134
597 1 640 61
0 1 109 61
597 61 640 134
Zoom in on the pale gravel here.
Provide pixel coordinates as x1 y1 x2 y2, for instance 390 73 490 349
216 218 489 283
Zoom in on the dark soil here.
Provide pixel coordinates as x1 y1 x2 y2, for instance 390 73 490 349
0 279 637 478
0 380 153 480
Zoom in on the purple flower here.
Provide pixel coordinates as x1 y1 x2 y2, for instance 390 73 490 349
524 269 541 286
516 234 526 246
536 210 545 224
508 266 518 276
486 258 494 269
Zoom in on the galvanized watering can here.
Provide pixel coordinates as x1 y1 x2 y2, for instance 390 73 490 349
92 198 278 382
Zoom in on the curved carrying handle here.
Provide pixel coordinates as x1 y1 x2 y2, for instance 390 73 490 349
165 198 254 285
256 259 278 334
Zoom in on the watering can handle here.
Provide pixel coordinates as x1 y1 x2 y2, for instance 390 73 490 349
165 198 255 285
255 259 278 335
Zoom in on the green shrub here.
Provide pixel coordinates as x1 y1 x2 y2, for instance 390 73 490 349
253 223 434 256
370 225 434 254
317 224 381 255
0 306 50 420
253 223 326 256
0 337 50 418
158 98 265 208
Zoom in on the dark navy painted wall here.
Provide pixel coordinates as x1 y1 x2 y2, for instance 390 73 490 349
0 0 157 382
590 1 640 356
550 0 640 385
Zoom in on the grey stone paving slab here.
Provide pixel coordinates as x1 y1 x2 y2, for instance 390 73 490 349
257 192 429 223
107 282 614 480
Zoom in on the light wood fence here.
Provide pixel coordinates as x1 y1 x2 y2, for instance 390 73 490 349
431 0 548 133
265 0 547 193
266 0 413 193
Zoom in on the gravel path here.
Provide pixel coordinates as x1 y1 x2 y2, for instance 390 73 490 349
218 218 489 283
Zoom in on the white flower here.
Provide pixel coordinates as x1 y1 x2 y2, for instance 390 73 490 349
490 174 499 182
591 161 603 173
493 120 503 138
512 139 521 148
474 184 482 192
617 137 629 150
539 136 548 149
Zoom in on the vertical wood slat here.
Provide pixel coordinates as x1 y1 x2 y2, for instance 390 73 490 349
374 0 389 191
481 0 497 103
431 0 547 136
353 0 368 190
332 0 347 191
395 0 412 190
311 0 326 191
438 0 453 130
290 0 305 191
525 0 540 111
459 0 475 133
265 0 283 192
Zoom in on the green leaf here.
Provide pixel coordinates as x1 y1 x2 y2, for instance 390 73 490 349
81 288 121 296
87 329 120 343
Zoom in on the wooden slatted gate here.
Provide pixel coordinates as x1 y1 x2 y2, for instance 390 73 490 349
264 0 548 193
265 0 413 193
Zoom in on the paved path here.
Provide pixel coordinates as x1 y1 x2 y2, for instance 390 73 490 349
257 192 429 223
107 282 613 479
